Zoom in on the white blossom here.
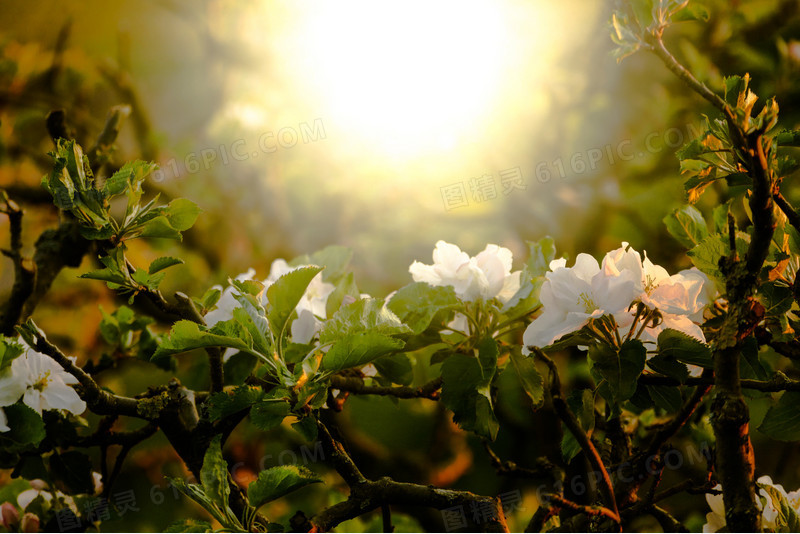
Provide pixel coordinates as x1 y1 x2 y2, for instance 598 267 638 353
409 241 521 302
522 253 639 351
0 343 85 416
703 476 800 533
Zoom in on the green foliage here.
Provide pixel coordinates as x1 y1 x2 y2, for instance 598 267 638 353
386 282 459 335
656 329 713 369
266 266 323 349
0 336 24 371
590 339 646 404
247 465 322 510
440 338 499 440
759 392 800 442
151 320 252 363
509 348 544 410
663 205 709 249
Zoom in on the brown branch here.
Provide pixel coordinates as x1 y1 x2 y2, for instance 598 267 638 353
482 441 561 481
0 194 35 335
639 372 800 392
534 350 620 523
310 420 508 533
774 192 800 234
19 324 142 418
540 493 620 524
329 375 443 400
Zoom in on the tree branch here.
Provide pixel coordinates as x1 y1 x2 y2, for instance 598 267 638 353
534 350 620 523
311 420 509 532
20 326 142 418
329 375 443 400
0 194 35 335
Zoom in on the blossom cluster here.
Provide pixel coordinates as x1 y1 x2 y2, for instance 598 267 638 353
0 341 86 431
205 258 335 351
522 242 714 351
704 476 800 532
409 241 521 304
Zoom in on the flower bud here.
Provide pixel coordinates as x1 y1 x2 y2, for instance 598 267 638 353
1 502 19 527
20 512 39 533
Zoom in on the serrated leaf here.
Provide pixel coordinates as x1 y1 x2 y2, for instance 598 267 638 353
200 435 229 511
321 332 404 371
386 283 458 335
440 338 499 440
590 339 646 404
760 392 800 441
646 385 683 413
657 329 713 368
164 519 213 533
510 349 544 410
250 399 291 431
267 266 323 344
247 465 322 510
0 403 45 447
206 386 264 421
149 256 184 275
0 337 24 371
373 353 413 385
663 205 709 249
151 320 251 362
138 216 183 240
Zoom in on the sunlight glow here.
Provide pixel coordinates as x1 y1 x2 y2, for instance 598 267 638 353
286 1 516 157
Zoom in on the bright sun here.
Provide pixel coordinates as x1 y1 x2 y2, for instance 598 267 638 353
284 1 515 157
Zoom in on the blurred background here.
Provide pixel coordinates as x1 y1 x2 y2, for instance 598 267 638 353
1 0 800 531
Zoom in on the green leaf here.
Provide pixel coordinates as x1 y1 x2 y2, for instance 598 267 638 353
247 465 322 510
561 389 594 462
298 245 353 283
164 519 213 533
321 298 411 343
646 354 690 383
759 392 800 441
250 399 291 431
291 416 318 442
104 160 158 198
149 256 184 275
657 329 713 368
200 435 230 511
740 336 769 381
373 353 413 385
49 451 94 494
206 386 264 421
646 385 682 413
663 205 709 249
0 337 24 371
151 320 252 362
165 198 202 231
526 236 557 277
267 266 323 343
138 216 183 240
777 129 800 147
325 272 360 318
590 339 646 403
510 348 544 410
672 4 709 22
0 403 45 447
440 338 499 440
321 332 405 371
386 283 458 335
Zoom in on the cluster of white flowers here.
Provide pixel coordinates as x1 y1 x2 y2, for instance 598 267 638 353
522 242 714 351
704 476 800 533
0 342 86 431
205 258 335 352
409 241 521 303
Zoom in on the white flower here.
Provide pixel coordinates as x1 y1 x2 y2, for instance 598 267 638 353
601 243 714 344
204 268 258 328
703 477 800 533
0 407 8 433
0 343 85 416
17 480 78 515
409 241 521 302
522 253 640 351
